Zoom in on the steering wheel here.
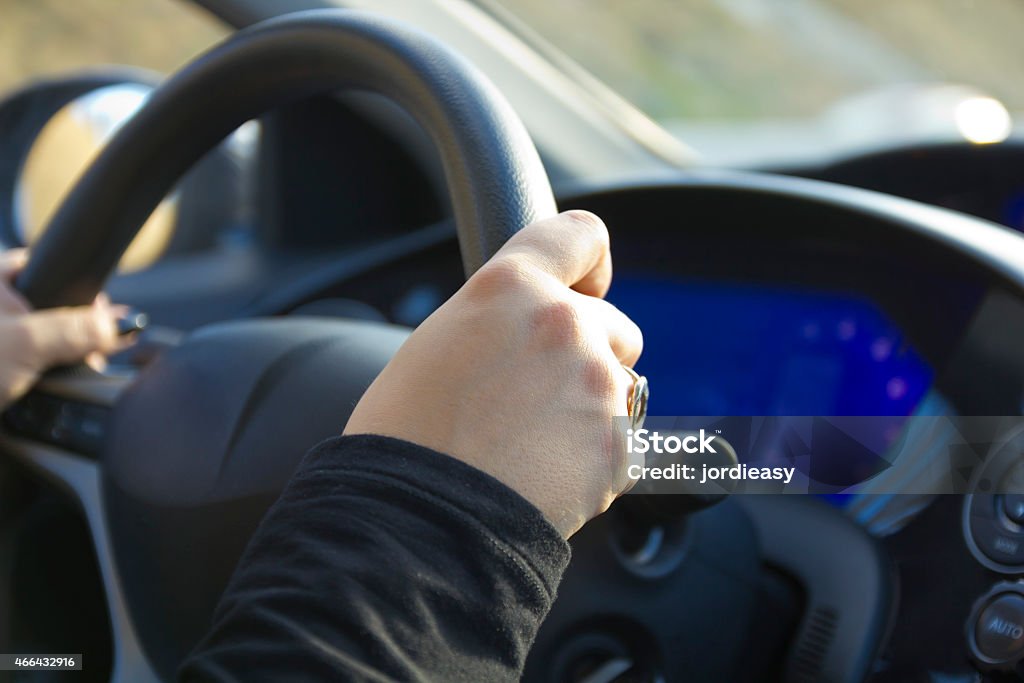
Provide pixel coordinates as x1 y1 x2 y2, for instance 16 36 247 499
9 9 555 680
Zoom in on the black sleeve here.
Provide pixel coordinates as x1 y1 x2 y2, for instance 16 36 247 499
178 434 571 682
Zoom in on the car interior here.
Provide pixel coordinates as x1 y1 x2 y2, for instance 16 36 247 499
2 1 1024 681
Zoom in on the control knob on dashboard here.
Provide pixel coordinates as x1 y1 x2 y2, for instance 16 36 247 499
968 582 1024 675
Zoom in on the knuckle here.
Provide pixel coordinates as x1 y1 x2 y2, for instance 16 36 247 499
467 255 537 300
563 209 609 244
530 298 584 348
564 209 605 231
580 352 618 398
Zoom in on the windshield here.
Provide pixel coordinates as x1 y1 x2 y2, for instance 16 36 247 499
0 1 225 93
492 0 1024 165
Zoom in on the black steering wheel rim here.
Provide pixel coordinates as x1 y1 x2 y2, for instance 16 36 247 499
15 8 557 309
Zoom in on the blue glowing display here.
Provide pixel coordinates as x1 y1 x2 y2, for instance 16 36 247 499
607 277 932 417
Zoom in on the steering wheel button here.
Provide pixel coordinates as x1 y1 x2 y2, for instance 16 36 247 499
975 594 1024 662
1005 494 1024 525
971 517 1024 566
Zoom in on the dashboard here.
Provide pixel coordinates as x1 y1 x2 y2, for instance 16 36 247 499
99 168 1009 419
794 140 1024 237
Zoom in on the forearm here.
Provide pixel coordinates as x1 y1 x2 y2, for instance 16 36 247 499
178 434 570 682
